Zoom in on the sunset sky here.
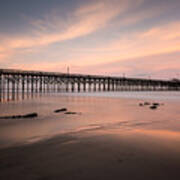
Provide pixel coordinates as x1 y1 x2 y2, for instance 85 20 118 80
0 0 180 79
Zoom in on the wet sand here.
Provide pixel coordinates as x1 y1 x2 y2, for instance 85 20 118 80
1 92 180 179
1 127 180 180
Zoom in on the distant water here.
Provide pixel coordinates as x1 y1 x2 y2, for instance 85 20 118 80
0 91 180 148
59 91 180 101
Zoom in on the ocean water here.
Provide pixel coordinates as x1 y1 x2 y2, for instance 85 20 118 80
60 91 180 101
0 91 180 148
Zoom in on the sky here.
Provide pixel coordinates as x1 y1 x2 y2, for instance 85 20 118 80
0 0 180 79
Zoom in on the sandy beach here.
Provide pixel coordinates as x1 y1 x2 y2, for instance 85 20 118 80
1 127 180 180
0 92 180 180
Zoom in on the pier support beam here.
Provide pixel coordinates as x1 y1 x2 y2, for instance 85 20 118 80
103 79 106 91
83 81 86 92
98 79 101 91
0 74 2 101
39 76 43 93
6 75 10 100
66 81 69 92
31 76 34 93
93 81 96 92
22 75 25 94
71 82 75 92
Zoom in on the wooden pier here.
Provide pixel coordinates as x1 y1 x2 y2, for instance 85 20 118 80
0 68 180 101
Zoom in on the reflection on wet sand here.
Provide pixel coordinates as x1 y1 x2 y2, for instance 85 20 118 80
0 93 180 147
94 128 180 153
1 124 180 180
0 93 180 179
0 91 44 103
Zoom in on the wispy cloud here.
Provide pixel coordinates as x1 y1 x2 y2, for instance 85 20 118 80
72 21 180 66
50 20 180 79
1 0 139 50
0 0 143 64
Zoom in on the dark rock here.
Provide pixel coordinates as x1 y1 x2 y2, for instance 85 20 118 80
54 108 67 113
0 116 10 119
15 115 22 118
64 112 77 115
22 113 38 118
150 105 157 110
153 103 160 106
0 113 38 119
12 115 22 119
139 103 143 106
144 102 151 105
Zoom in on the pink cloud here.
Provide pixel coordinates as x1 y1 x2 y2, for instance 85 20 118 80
1 0 138 50
0 0 144 65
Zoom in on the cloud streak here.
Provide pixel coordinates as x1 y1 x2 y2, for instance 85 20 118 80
72 21 180 66
1 0 139 50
